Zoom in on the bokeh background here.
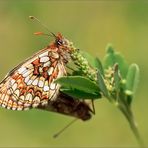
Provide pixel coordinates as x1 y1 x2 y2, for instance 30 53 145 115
0 1 148 147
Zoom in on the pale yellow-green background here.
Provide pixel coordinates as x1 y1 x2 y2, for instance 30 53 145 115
0 1 147 147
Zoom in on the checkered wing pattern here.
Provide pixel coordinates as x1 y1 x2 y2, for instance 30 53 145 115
0 47 66 110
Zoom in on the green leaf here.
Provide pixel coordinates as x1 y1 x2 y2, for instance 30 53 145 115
106 43 115 54
60 88 101 100
94 57 104 76
126 95 133 105
113 64 121 91
55 76 100 94
56 76 101 100
103 44 129 78
118 79 126 101
125 64 140 95
97 70 109 98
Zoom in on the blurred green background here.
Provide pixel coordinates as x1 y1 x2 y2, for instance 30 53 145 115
0 1 148 147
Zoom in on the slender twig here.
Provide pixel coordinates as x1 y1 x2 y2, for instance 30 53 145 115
118 104 145 147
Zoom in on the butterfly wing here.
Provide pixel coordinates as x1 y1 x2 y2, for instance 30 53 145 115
0 47 66 110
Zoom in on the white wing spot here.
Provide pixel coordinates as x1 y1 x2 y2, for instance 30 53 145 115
11 95 18 101
47 67 54 75
24 107 29 110
23 69 33 78
27 75 36 85
27 79 33 85
43 85 49 92
12 102 17 110
26 64 33 70
51 52 59 59
40 56 49 63
39 51 49 58
25 76 30 83
41 100 48 106
38 80 44 88
32 78 39 86
43 61 51 67
18 67 27 74
18 96 24 105
44 81 49 91
12 83 17 91
10 79 15 85
14 89 20 97
17 106 23 111
32 96 40 108
7 100 13 108
50 83 56 90
25 93 32 101
7 89 11 95
2 104 6 108
7 106 11 110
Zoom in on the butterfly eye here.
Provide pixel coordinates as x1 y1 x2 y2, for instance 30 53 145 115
57 39 64 45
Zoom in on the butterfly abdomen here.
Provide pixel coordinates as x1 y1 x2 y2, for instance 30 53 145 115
38 93 92 121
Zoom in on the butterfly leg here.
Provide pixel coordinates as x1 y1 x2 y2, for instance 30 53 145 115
91 99 95 115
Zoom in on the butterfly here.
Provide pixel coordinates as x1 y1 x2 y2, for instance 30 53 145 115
0 31 92 121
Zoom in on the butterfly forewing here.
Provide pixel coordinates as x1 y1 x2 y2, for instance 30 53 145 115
0 46 66 110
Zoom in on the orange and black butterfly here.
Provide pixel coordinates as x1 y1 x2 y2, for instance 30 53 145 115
0 20 92 121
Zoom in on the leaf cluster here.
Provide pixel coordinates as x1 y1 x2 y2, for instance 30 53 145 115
56 44 140 107
55 44 144 147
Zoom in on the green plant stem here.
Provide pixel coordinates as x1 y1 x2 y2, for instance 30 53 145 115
118 103 145 147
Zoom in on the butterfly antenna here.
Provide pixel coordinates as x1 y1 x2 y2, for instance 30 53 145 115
29 16 56 38
53 118 78 138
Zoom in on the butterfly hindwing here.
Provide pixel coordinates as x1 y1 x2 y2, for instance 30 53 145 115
0 47 66 110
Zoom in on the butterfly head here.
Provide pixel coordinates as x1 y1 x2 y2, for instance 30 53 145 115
54 33 75 52
49 33 75 63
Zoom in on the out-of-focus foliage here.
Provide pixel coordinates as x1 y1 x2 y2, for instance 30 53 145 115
0 1 148 147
